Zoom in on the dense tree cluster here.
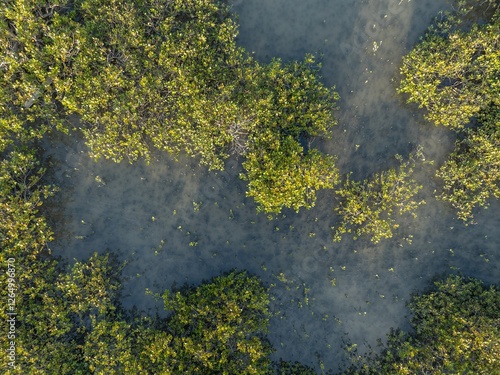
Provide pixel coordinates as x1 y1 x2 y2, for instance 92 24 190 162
0 0 339 214
347 275 500 375
0 0 429 241
399 0 500 223
0 108 61 373
1 0 498 373
0 237 299 374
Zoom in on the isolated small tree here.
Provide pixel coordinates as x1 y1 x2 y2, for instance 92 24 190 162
333 148 427 244
241 55 339 214
242 132 338 214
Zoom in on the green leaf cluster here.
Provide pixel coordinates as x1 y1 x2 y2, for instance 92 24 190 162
398 3 500 222
243 132 338 213
399 4 500 129
241 56 340 214
161 271 273 374
333 149 426 244
347 275 500 375
67 0 249 167
0 1 70 147
1 0 339 213
437 109 500 223
0 148 55 258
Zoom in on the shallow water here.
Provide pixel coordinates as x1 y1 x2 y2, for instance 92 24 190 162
45 0 500 371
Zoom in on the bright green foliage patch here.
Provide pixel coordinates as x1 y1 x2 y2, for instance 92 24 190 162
399 1 500 222
399 4 500 129
241 55 340 214
0 250 125 373
0 0 339 213
252 56 339 139
0 1 71 146
70 0 250 167
243 132 339 213
162 271 273 375
333 149 427 244
0 148 55 258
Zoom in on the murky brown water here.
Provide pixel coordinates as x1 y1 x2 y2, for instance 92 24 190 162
44 0 500 371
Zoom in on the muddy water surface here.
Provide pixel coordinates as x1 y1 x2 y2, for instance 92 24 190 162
46 0 500 371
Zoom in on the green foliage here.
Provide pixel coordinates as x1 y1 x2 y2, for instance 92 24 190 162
348 275 500 375
333 149 426 244
0 250 124 374
0 85 66 373
83 318 147 374
241 55 340 214
162 271 273 375
0 147 55 259
253 56 339 139
65 0 251 167
1 0 339 213
0 0 72 147
437 108 500 223
399 3 500 222
242 132 339 213
399 6 500 129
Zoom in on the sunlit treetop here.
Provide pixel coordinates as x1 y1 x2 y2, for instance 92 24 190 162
0 0 340 214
